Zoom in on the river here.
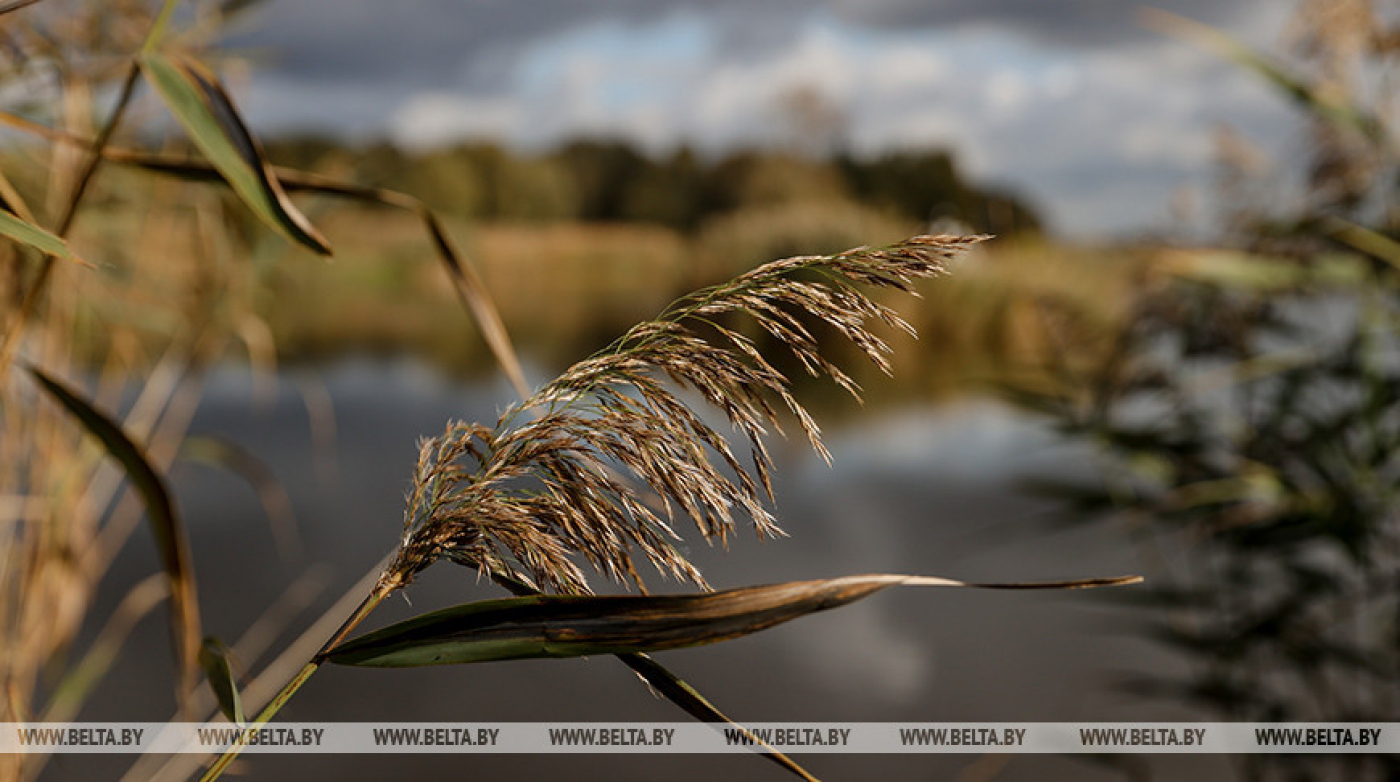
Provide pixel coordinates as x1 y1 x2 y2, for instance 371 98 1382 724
51 356 1225 781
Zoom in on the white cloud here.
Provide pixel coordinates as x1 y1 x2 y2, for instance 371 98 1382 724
237 5 1303 237
868 48 951 98
986 70 1028 116
389 94 525 151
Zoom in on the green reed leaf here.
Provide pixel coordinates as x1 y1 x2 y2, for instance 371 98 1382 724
138 50 331 255
1325 216 1400 272
142 0 180 54
325 573 1139 667
27 366 202 702
0 209 82 262
199 637 244 726
1161 249 1368 291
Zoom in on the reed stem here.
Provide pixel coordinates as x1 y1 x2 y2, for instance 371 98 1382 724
198 583 391 781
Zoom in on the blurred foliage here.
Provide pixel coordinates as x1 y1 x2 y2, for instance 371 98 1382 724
245 204 1115 404
840 150 1040 238
30 127 1053 390
244 127 1045 387
0 1 279 765
1008 2 1400 779
263 136 1042 236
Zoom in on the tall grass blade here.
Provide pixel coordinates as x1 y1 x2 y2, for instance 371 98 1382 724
0 166 38 222
137 51 331 255
27 366 202 706
0 0 45 15
0 62 137 376
325 574 1140 667
1325 216 1400 271
1143 9 1387 144
198 637 244 726
1159 248 1368 291
142 0 181 55
226 165 532 397
0 209 83 263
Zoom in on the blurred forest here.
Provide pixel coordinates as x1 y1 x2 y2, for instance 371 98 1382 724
242 138 1045 379
1 127 1059 392
262 137 1041 235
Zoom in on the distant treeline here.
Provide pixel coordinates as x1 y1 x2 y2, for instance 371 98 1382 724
264 137 1042 235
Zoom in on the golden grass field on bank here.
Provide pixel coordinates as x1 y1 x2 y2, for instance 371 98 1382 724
63 191 1138 402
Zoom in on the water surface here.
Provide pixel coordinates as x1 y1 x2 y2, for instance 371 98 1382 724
56 357 1221 781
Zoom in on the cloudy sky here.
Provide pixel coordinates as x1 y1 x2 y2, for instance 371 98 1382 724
226 0 1304 238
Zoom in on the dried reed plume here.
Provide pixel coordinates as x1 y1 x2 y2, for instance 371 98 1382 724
382 235 986 596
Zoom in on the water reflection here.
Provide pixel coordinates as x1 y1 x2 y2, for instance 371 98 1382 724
65 357 1221 781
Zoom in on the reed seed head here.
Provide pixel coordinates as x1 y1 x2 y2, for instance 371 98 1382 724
382 234 987 595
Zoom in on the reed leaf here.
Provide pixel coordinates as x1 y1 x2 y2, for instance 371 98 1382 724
137 50 331 255
198 637 244 726
488 569 817 780
613 653 815 780
1159 248 1369 291
326 574 1140 667
1143 9 1387 144
27 366 202 705
0 208 82 263
416 209 530 398
0 0 44 16
1325 216 1400 271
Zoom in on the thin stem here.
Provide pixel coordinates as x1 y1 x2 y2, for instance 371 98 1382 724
198 583 391 782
